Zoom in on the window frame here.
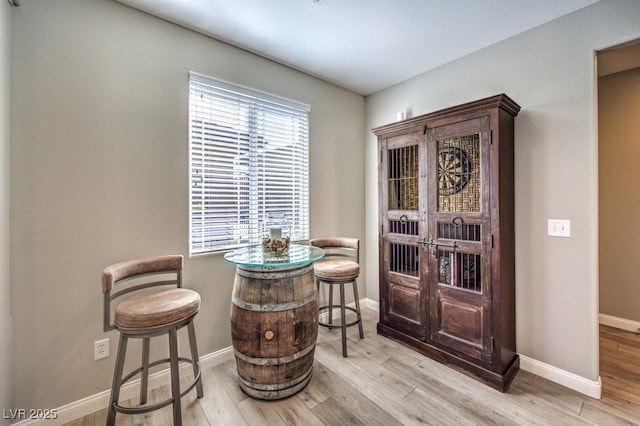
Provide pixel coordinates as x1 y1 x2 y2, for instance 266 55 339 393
188 72 311 255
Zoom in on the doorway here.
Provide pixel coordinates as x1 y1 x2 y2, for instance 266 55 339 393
597 39 640 402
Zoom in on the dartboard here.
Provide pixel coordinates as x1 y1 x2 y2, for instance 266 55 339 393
438 147 470 195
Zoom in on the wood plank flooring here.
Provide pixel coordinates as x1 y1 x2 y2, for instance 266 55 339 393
66 312 640 425
600 325 640 408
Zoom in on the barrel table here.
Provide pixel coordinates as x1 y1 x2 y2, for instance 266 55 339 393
224 244 325 400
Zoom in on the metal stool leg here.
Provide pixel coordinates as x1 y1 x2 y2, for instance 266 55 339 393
107 334 128 426
187 321 204 398
352 278 364 339
339 282 347 357
140 337 150 405
169 329 182 426
328 281 334 325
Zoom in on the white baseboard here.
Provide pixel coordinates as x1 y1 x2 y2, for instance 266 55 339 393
599 313 640 332
519 355 602 399
363 298 379 312
17 300 603 425
12 346 234 426
366 297 601 399
17 299 380 426
370 300 602 399
328 299 602 399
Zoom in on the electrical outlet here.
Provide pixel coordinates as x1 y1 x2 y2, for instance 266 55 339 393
94 338 110 360
547 219 571 237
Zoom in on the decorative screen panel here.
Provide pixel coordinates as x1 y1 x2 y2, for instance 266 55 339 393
388 145 418 211
437 222 481 241
389 219 419 235
438 250 481 293
437 134 480 212
389 243 420 277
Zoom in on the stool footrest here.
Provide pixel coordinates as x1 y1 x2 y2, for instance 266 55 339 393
318 305 362 329
112 357 202 415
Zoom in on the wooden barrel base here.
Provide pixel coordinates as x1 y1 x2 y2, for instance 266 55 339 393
230 262 319 400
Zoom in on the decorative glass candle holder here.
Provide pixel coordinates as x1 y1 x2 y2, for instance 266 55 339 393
262 213 290 255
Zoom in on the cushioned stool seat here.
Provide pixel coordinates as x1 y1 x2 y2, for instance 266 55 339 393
115 288 201 331
310 237 364 357
314 259 360 280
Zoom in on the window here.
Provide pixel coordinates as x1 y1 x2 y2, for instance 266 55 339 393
189 72 310 254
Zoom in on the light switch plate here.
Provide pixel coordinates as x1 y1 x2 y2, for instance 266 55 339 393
547 219 571 237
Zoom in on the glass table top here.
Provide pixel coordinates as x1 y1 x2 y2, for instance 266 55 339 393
224 244 325 268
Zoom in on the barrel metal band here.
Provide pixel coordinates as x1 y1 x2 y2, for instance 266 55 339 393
238 365 312 393
234 343 316 366
232 291 317 312
235 263 314 280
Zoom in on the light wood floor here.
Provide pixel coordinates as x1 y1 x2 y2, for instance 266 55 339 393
599 324 640 409
66 311 640 425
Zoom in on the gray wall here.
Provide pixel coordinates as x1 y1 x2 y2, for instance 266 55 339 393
365 0 640 382
599 67 640 321
1 1 13 424
10 0 364 410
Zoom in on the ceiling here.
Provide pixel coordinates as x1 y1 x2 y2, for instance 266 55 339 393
115 0 601 95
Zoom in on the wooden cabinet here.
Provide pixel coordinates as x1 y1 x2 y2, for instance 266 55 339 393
373 94 520 391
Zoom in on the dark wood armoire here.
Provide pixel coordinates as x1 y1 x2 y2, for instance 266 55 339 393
373 94 520 391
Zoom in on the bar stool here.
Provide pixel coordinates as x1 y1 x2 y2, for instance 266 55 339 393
102 255 204 426
309 237 364 357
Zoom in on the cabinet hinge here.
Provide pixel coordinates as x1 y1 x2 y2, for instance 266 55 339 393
491 234 494 248
490 129 493 145
491 336 495 350
423 125 427 135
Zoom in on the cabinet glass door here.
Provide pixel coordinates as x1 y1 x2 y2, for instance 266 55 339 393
427 117 493 363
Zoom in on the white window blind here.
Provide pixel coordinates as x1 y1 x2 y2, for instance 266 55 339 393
189 72 310 254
